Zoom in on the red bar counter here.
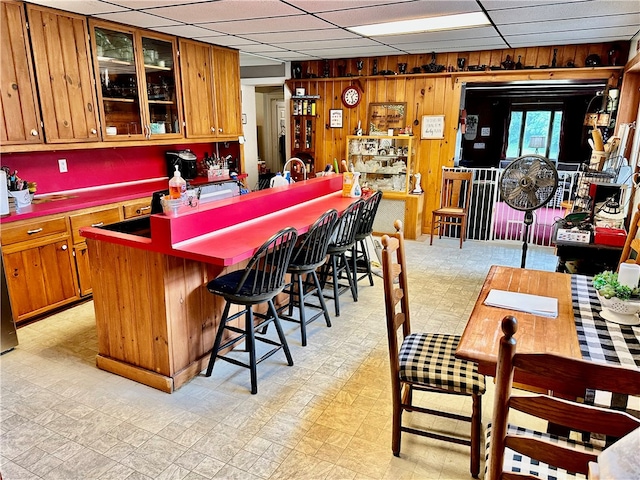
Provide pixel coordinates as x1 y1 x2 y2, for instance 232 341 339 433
80 175 354 392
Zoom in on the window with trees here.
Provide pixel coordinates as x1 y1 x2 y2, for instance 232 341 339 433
506 109 563 160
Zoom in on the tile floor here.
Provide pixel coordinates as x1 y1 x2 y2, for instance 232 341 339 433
0 237 558 480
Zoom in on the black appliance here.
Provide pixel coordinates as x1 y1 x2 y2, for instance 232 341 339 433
165 150 198 180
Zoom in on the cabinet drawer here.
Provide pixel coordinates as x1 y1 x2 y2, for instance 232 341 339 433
69 206 121 244
123 198 152 219
1 217 68 246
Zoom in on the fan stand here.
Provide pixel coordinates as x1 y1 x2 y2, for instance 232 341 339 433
521 211 534 268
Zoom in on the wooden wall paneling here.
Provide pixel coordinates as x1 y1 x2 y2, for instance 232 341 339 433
183 259 212 366
1 1 42 144
164 256 190 373
148 252 171 373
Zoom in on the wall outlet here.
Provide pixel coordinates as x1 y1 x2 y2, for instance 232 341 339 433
58 159 68 173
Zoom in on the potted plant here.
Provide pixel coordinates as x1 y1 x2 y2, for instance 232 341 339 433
592 270 640 325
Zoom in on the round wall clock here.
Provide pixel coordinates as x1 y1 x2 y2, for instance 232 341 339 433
341 86 361 108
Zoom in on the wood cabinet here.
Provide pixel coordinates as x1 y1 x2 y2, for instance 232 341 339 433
211 46 242 137
69 206 121 295
347 135 415 197
1 216 79 323
291 95 319 159
179 39 242 139
346 135 423 239
26 4 100 143
89 20 183 141
0 1 42 145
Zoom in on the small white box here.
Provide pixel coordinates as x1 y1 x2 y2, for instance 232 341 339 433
556 228 591 243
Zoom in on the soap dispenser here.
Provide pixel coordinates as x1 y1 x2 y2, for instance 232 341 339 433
169 165 186 199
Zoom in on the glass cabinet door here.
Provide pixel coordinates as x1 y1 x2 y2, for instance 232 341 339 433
94 26 144 139
141 36 180 137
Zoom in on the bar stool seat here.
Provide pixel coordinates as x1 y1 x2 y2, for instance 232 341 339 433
205 227 298 394
279 209 338 346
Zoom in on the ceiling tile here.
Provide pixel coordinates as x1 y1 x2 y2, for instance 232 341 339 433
199 15 333 35
275 38 384 50
195 36 258 47
95 11 181 28
26 0 127 14
242 29 360 44
299 45 402 57
151 24 219 37
373 26 501 46
107 0 209 8
149 0 303 24
498 14 640 35
488 2 640 25
317 0 481 27
285 0 408 14
505 25 639 43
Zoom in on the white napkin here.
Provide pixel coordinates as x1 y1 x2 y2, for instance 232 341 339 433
484 289 558 318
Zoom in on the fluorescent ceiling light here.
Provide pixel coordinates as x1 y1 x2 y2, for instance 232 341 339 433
348 12 490 37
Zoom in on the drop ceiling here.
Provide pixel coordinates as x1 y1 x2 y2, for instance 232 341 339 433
25 0 640 67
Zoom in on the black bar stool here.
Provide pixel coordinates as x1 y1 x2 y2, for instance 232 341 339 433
279 209 338 346
205 227 298 394
351 190 383 295
320 199 364 317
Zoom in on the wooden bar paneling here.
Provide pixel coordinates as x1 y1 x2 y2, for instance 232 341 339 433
288 41 626 235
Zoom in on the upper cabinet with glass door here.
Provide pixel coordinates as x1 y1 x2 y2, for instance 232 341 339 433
90 21 182 141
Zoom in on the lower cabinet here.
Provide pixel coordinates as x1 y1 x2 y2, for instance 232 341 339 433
69 206 121 297
3 236 79 323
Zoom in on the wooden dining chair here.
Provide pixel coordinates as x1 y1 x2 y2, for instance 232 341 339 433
486 315 640 480
618 202 640 267
381 220 486 478
430 169 473 248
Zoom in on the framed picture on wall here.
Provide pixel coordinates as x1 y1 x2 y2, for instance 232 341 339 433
329 109 343 128
420 115 445 139
368 102 407 135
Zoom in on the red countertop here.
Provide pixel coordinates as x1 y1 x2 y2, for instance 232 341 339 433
80 174 354 266
0 175 245 224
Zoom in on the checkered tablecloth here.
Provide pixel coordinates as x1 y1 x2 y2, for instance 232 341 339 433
571 274 640 416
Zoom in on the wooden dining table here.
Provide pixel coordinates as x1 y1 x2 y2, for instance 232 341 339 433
456 265 582 378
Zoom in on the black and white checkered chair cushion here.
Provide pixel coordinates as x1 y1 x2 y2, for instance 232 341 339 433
485 423 602 480
399 333 486 396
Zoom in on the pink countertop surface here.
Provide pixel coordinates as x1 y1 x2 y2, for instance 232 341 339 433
0 175 242 224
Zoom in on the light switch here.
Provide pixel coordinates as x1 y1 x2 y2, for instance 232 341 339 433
58 159 68 173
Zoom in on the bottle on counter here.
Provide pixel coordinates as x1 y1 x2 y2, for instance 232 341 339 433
169 165 186 199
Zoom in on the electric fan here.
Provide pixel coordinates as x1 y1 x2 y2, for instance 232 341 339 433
499 154 559 267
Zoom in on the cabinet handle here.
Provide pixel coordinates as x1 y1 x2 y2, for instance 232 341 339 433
61 245 68 251
211 127 215 133
30 129 39 136
91 222 104 227
91 128 97 134
219 128 223 133
27 228 43 235
136 206 151 214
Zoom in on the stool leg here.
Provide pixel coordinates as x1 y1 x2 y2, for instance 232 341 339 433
297 273 308 346
331 254 340 317
206 301 231 377
351 244 359 297
246 308 258 394
342 252 358 302
268 299 293 366
361 239 374 286
311 271 331 328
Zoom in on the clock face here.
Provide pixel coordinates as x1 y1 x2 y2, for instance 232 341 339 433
342 86 361 108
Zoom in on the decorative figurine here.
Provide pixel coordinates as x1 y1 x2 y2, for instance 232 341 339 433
372 59 378 75
398 63 407 74
457 57 466 71
356 59 363 75
551 48 558 68
412 173 423 194
515 55 523 70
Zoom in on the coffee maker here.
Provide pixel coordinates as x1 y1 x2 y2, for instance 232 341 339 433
165 150 198 180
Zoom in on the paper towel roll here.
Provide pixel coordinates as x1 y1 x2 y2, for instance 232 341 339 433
0 170 9 215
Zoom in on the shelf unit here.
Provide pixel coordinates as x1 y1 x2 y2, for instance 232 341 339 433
291 95 320 162
346 135 423 239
